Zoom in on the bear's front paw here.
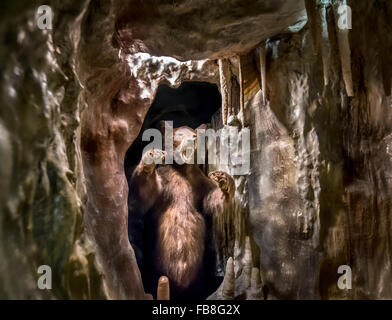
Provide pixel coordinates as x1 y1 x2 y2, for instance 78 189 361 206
141 149 166 172
208 171 235 198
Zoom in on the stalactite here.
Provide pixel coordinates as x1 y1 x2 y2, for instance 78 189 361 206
304 0 320 56
218 59 231 125
305 0 353 94
305 1 331 86
259 43 267 104
238 55 245 126
333 1 354 96
319 4 331 87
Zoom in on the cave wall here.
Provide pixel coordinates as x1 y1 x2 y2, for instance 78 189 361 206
0 0 106 299
248 0 392 299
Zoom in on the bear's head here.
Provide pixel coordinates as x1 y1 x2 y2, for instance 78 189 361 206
160 121 206 164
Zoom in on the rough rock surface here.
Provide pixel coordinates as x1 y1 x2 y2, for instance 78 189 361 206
0 0 106 299
114 0 307 60
248 1 392 299
1 0 392 300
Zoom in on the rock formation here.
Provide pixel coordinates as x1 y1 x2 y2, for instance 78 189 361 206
0 0 391 300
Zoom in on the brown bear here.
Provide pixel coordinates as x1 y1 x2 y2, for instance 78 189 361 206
128 124 234 300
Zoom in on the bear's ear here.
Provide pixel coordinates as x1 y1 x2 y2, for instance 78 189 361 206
196 123 207 131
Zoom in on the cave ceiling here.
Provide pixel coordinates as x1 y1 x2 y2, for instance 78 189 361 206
114 0 307 60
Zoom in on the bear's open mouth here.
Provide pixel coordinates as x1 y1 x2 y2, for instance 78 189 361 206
124 81 224 299
176 142 196 164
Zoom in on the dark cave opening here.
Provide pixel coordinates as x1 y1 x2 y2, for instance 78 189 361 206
124 81 222 172
124 81 223 299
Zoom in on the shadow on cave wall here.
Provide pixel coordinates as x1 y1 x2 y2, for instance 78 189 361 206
124 81 222 299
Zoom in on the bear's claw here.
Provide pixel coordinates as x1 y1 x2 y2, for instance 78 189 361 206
208 171 235 198
142 148 166 165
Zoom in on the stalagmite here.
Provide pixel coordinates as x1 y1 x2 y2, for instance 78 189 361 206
157 276 170 300
333 1 354 96
218 59 231 125
259 43 267 104
222 257 235 300
243 236 252 288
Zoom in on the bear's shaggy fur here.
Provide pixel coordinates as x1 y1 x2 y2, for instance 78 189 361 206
128 125 234 299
